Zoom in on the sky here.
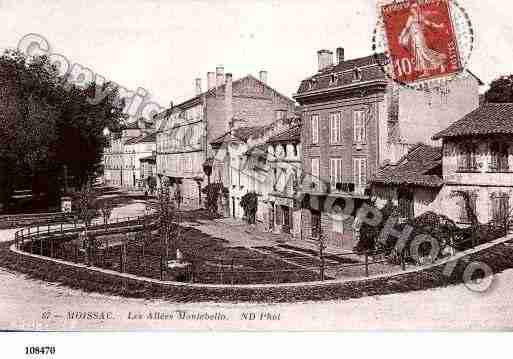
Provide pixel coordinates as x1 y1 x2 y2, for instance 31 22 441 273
2 0 512 109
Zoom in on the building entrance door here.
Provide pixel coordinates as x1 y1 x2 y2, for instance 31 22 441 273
269 204 275 231
282 206 290 233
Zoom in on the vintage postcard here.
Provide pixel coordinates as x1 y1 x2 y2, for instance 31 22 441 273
2 0 513 344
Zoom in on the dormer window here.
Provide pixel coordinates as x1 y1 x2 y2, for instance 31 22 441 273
353 67 362 82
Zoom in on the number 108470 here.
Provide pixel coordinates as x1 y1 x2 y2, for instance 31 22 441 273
25 346 56 355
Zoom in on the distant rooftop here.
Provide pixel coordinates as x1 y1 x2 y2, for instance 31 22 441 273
432 103 513 140
371 144 443 188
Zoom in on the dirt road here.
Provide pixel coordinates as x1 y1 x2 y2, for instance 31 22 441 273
1 222 512 330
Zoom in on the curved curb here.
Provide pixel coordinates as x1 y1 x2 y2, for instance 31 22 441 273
9 231 513 290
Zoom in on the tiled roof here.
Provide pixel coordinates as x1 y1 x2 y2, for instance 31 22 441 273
296 53 388 95
371 144 443 188
432 103 513 140
267 126 301 144
124 132 157 145
210 125 272 146
244 143 267 156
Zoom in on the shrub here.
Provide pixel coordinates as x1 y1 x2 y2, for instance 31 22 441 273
355 200 398 254
240 192 258 224
201 183 228 213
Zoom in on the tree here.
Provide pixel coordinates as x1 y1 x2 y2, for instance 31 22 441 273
451 190 480 247
240 192 258 224
0 49 126 211
355 199 398 254
485 75 513 103
156 186 179 277
75 184 98 228
202 183 228 214
97 199 114 226
147 176 157 195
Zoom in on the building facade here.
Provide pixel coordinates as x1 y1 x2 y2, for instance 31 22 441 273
103 122 151 188
123 132 157 189
372 103 513 227
433 103 513 225
293 47 481 248
154 67 295 207
266 126 302 237
209 117 298 222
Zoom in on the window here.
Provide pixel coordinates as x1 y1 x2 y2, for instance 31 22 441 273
293 144 298 157
292 168 298 193
458 142 478 172
311 115 319 145
311 210 321 239
273 166 278 191
311 158 320 189
490 142 509 172
353 158 367 194
275 205 283 226
330 158 343 189
330 112 342 144
457 191 478 224
353 110 366 144
353 67 362 82
491 192 510 225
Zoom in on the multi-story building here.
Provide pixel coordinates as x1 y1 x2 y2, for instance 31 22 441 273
103 122 145 187
266 125 302 236
139 152 157 188
103 122 155 189
293 47 481 248
433 103 513 225
154 67 295 206
209 117 296 220
372 103 513 227
123 132 156 189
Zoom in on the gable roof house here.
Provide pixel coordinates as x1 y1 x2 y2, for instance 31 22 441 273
371 103 513 225
432 103 513 225
153 67 296 207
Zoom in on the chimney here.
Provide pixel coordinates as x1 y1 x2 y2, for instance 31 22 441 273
225 73 233 130
207 72 216 90
259 70 268 84
317 49 333 71
195 78 202 95
336 47 345 64
216 66 225 88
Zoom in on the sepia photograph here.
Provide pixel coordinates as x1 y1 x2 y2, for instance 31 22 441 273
1 0 513 351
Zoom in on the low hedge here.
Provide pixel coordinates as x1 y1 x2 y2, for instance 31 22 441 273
2 236 513 303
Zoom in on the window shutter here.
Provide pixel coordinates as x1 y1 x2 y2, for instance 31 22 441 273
353 159 359 187
334 114 338 143
353 112 358 143
361 112 366 143
337 159 342 183
330 159 334 186
360 159 367 186
312 158 319 188
311 116 319 144
491 143 498 172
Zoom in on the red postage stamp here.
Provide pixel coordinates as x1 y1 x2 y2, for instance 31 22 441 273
381 0 462 84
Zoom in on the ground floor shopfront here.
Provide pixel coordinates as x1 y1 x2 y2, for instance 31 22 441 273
296 193 368 250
